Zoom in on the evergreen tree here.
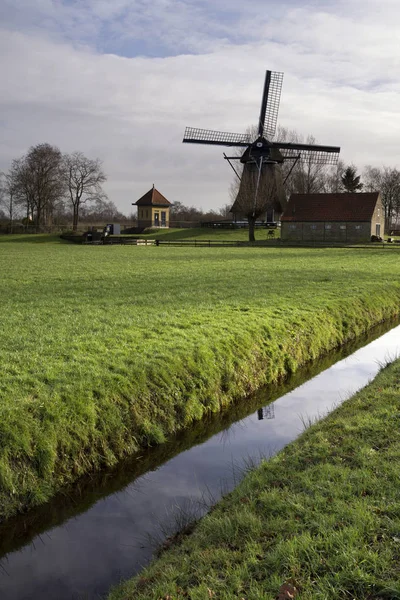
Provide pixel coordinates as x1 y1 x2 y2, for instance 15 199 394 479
341 165 363 192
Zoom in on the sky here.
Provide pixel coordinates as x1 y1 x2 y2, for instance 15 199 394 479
1 0 400 214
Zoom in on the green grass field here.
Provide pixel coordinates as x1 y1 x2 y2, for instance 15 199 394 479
112 226 399 247
117 226 400 244
1 234 400 519
109 358 400 600
115 227 280 242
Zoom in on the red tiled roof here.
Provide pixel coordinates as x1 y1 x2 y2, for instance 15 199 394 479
281 192 380 222
134 187 172 207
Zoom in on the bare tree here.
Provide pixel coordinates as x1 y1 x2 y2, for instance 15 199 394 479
0 171 20 232
218 203 233 218
363 166 382 193
62 152 107 231
29 144 64 231
323 159 346 193
9 144 64 232
364 166 400 230
278 130 327 196
9 157 36 227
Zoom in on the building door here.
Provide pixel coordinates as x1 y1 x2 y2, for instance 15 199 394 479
161 211 166 227
376 224 381 237
154 213 159 227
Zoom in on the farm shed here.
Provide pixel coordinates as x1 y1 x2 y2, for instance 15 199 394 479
133 185 172 229
281 192 384 242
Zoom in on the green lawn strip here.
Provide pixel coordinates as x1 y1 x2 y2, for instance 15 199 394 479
109 359 400 600
1 241 400 520
115 228 280 241
0 234 66 244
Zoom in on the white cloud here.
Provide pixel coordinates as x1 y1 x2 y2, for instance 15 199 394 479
1 1 400 213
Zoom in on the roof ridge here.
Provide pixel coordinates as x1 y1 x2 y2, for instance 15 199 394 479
133 186 172 206
152 187 170 204
290 192 380 198
281 191 381 222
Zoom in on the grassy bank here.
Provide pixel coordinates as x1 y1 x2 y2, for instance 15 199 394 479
109 357 400 600
1 236 400 520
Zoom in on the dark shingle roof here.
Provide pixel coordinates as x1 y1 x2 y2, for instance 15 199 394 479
134 187 171 207
281 192 380 222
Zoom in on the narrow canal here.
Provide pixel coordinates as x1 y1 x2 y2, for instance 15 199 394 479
0 321 399 600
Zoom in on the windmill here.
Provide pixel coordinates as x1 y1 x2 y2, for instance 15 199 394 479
182 70 340 240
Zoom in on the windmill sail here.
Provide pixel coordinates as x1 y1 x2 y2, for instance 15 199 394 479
273 142 340 165
183 127 251 147
259 70 284 139
182 69 341 207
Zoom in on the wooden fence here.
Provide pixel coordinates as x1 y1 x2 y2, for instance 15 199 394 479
101 237 247 247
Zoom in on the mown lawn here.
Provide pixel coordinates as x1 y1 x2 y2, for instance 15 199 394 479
109 358 400 600
0 235 400 520
116 227 280 241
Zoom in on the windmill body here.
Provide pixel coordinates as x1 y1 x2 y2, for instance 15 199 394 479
182 70 341 240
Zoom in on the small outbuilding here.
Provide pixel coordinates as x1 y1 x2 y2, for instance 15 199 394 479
281 192 384 242
133 185 171 229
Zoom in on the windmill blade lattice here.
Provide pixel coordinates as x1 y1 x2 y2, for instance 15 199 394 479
274 142 340 165
261 71 284 139
183 127 251 147
182 69 340 172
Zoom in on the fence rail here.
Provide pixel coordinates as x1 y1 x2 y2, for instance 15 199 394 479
102 237 249 247
156 239 247 247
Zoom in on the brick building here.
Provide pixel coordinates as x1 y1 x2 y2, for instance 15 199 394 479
281 192 384 242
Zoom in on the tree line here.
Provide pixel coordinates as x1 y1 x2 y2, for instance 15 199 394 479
168 201 231 225
2 137 400 234
0 143 113 233
0 142 240 233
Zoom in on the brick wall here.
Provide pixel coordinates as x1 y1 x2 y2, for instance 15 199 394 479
281 221 372 242
370 195 385 238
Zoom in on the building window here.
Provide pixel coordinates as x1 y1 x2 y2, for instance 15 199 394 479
355 225 361 230
310 224 317 230
325 224 331 230
290 224 297 230
340 225 346 230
